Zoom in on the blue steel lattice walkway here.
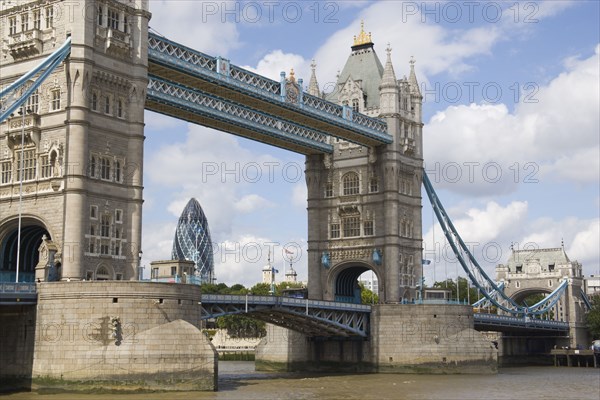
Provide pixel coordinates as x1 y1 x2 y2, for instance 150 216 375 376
147 33 391 154
200 294 371 337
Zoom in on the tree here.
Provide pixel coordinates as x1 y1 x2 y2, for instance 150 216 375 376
216 314 266 338
586 294 600 339
201 282 266 338
359 282 379 304
433 277 478 303
249 282 271 295
519 293 554 319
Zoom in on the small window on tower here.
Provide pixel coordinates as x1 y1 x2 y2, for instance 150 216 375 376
330 223 340 239
325 182 333 198
364 220 374 236
369 177 378 193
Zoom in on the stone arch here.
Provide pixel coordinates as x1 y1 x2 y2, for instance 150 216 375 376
0 216 52 282
327 260 381 304
95 263 113 280
510 287 552 306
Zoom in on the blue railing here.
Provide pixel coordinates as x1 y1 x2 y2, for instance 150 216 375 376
474 312 569 331
0 272 35 283
200 294 371 312
0 281 36 294
147 33 391 144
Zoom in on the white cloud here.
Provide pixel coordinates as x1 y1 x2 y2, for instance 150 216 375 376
145 124 280 239
311 2 504 91
140 221 176 276
424 45 600 195
148 0 240 56
291 183 307 209
213 235 308 287
423 201 599 283
242 50 307 81
568 219 600 273
234 194 273 213
535 0 578 19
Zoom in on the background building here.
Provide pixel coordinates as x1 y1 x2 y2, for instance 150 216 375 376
585 275 600 297
171 198 214 284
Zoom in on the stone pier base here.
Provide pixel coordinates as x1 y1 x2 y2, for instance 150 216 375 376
30 281 218 392
256 304 497 374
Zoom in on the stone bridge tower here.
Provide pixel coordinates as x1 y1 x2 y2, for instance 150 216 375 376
496 247 589 347
306 24 424 303
0 0 150 282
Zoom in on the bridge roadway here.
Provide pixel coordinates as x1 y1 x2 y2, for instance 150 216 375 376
0 284 569 336
146 33 392 155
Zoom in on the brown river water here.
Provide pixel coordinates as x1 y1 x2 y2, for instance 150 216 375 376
4 362 600 400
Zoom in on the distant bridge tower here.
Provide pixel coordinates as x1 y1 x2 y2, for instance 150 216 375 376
496 247 589 347
0 0 151 281
306 23 424 303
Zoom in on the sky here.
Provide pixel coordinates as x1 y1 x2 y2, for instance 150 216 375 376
140 0 600 288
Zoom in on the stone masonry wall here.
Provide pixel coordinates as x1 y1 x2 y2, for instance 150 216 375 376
0 305 37 388
32 281 217 391
256 304 497 374
369 304 497 373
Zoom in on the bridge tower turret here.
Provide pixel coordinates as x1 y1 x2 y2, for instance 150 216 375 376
496 247 589 347
0 0 151 282
306 23 424 303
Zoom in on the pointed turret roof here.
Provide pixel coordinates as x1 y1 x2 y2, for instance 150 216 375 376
308 59 320 97
380 43 397 89
408 56 422 97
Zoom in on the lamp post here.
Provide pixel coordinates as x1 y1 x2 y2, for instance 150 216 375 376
15 106 29 283
137 250 143 280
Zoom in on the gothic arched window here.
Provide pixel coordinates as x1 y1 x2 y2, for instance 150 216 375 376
342 172 359 196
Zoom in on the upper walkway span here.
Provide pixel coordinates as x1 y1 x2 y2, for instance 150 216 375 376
146 33 391 154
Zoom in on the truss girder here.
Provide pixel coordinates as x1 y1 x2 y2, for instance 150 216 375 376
423 172 569 317
147 33 391 147
472 282 505 308
474 313 569 333
200 294 370 337
147 76 333 154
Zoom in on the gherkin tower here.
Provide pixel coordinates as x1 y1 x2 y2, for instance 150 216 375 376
171 198 214 283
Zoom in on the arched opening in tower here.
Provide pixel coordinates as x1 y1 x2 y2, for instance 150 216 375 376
0 224 50 282
334 265 374 304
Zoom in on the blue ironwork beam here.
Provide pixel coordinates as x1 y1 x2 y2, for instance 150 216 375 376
200 294 370 337
146 76 333 155
0 282 38 305
147 33 391 148
474 313 569 333
423 171 569 316
0 37 71 123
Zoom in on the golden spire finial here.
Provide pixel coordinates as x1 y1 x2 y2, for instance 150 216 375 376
289 68 296 83
353 19 372 46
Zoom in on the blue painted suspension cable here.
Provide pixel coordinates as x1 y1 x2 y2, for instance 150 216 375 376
423 171 567 316
0 37 71 122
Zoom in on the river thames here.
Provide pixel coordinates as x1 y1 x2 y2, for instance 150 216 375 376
4 362 600 400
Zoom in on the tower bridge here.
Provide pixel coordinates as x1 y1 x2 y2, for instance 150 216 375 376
0 0 593 391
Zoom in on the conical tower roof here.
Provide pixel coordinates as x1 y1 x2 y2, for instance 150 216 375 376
408 57 422 97
325 21 384 109
380 44 397 89
308 59 320 97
